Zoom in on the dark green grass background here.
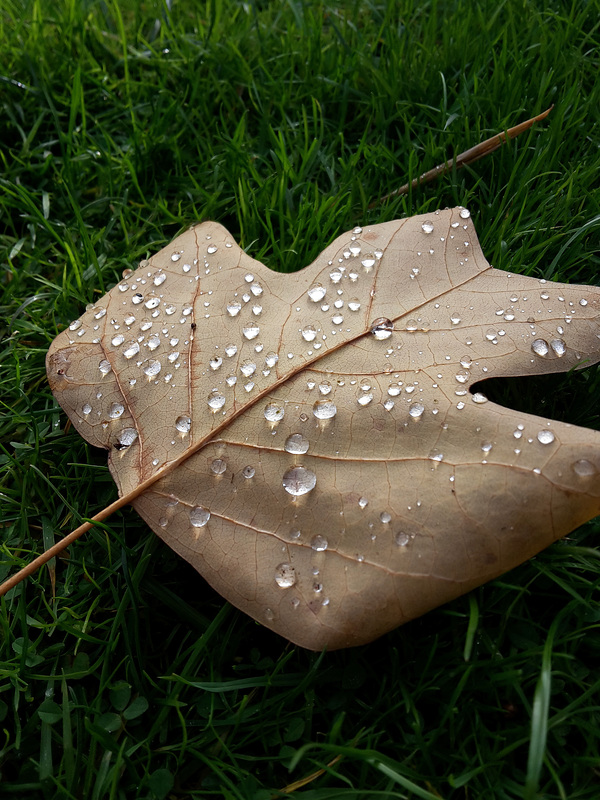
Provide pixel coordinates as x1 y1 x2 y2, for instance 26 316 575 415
1 1 600 798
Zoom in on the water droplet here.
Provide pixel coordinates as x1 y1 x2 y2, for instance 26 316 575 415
112 333 124 347
421 220 434 234
332 313 344 325
357 393 373 406
182 304 193 317
481 442 493 453
329 269 342 284
210 356 222 370
168 351 180 363
450 312 462 325
148 334 161 351
384 399 395 411
226 375 236 386
275 563 296 588
459 355 472 369
124 314 136 326
313 399 337 419
145 296 160 309
406 319 418 331
472 392 488 404
69 319 82 331
140 320 152 331
109 402 124 419
241 360 256 377
153 271 166 286
532 338 549 357
227 301 241 317
225 343 238 357
370 318 393 340
123 341 140 359
208 390 225 411
284 433 309 454
394 532 410 547
82 403 92 415
459 208 471 219
386 383 401 397
207 244 217 254
242 465 255 479
211 458 227 475
175 415 191 433
243 324 260 340
550 339 566 357
429 449 444 462
94 307 107 319
265 352 278 368
572 459 596 478
580 298 588 307
190 506 210 527
132 293 144 305
143 359 161 378
310 534 328 551
348 298 361 311
380 512 391 523
117 427 138 447
537 430 555 445
282 466 317 496
409 402 424 418
308 283 326 302
301 324 317 342
252 304 262 316
171 252 181 262
455 370 470 383
99 359 112 376
361 255 375 269
264 402 285 422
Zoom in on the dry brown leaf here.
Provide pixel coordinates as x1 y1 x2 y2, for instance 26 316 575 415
37 208 600 649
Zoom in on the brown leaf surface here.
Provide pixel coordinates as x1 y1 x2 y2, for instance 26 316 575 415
46 208 600 650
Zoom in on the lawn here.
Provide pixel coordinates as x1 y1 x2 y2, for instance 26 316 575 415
1 0 600 798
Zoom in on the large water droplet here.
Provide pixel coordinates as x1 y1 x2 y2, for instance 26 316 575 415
175 415 191 434
132 293 144 305
282 466 317 496
265 352 278 368
82 403 92 415
459 208 471 219
370 318 393 340
112 333 124 347
310 534 328 551
69 319 82 331
313 399 337 420
211 458 227 475
243 324 260 340
190 506 210 527
550 339 566 357
240 360 256 377
109 402 124 419
123 341 140 359
450 312 462 325
99 359 112 376
144 359 161 378
348 298 361 311
358 496 368 509
409 402 425 418
264 402 285 422
153 271 166 286
308 284 326 302
471 392 488 404
242 465 255 479
537 430 555 445
275 563 296 588
421 220 434 234
394 532 410 547
145 296 160 310
357 393 373 406
225 343 238 357
380 512 391 523
210 356 222 371
227 301 241 317
284 433 309 454
208 390 226 411
117 427 138 447
318 381 332 395
531 339 549 357
301 325 317 342
148 334 161 351
572 459 596 478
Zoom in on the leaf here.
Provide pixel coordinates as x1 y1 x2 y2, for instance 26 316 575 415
43 208 600 650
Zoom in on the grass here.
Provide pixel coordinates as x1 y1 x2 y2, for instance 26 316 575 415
1 0 600 797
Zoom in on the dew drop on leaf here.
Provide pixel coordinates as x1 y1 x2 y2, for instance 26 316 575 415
537 430 555 445
109 403 124 419
421 221 434 234
301 325 317 342
275 563 296 588
123 342 140 359
175 415 191 434
243 324 260 340
308 284 326 302
313 399 337 420
99 359 112 376
190 506 210 527
310 534 328 551
227 301 241 317
409 402 425 418
144 360 161 378
242 465 255 479
207 390 226 411
117 427 138 447
264 402 285 422
572 459 596 478
550 339 566 357
210 458 227 475
370 318 393 340
284 433 310 454
532 339 549 357
282 466 317 496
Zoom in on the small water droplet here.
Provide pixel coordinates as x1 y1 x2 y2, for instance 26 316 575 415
94 307 107 319
99 359 112 376
241 360 256 377
227 301 241 317
82 403 92 415
409 402 424 418
284 433 309 454
112 333 125 347
225 343 238 357
109 402 124 419
450 312 462 325
532 338 549 357
210 356 223 370
313 399 337 419
455 370 470 383
148 334 161 351
208 390 226 411
207 244 217 254
537 430 555 445
471 392 488 404
132 293 144 305
145 296 160 310
311 534 328 551
175 415 191 433
380 512 391 523
384 399 395 411
580 298 588 307
171 252 181 262
190 506 210 527
358 496 368 509
357 393 373 406
144 359 161 378
394 532 410 547
211 458 227 475
69 319 82 331
421 220 434 234
140 320 152 331
274 563 296 588
459 355 472 369
370 318 393 340
242 465 255 479
361 255 375 269
168 351 180 363
301 324 317 342
264 402 285 422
